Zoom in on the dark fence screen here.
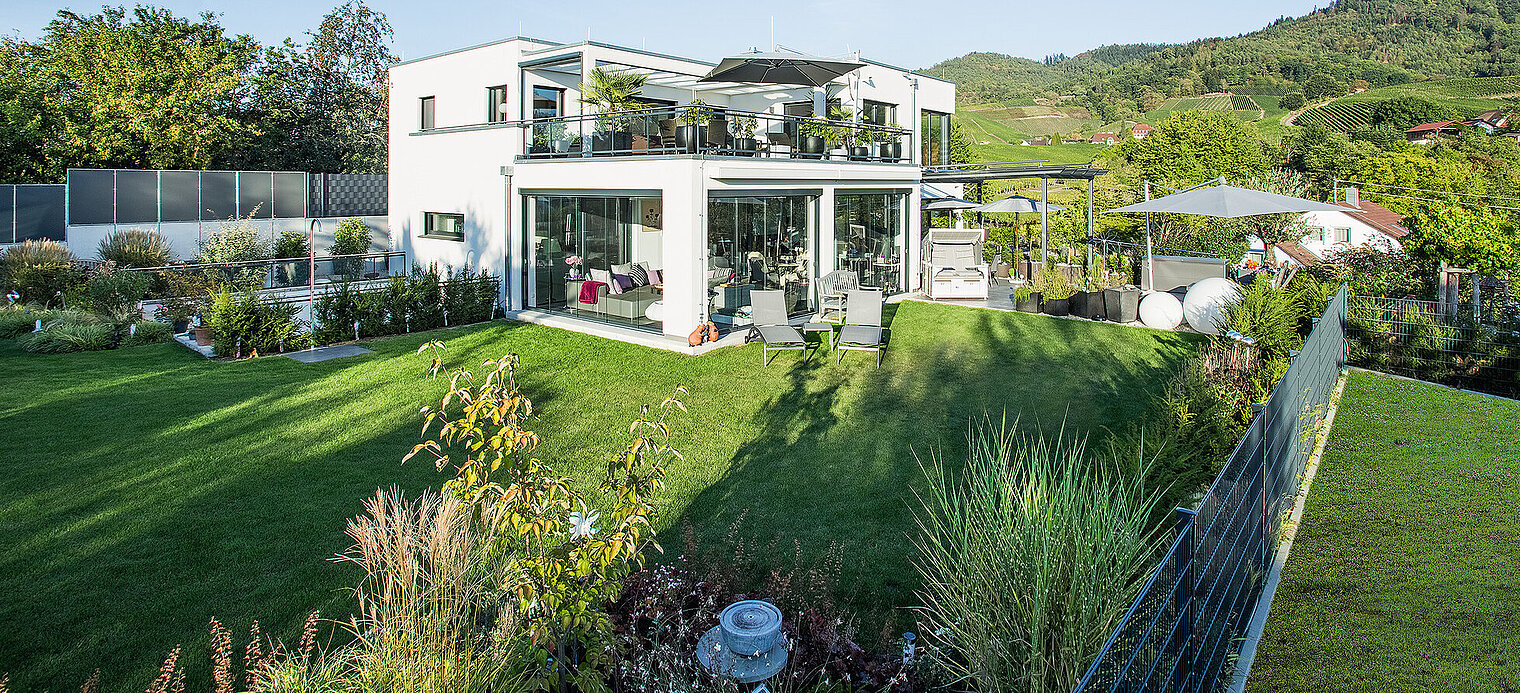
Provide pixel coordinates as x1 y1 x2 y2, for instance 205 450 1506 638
66 169 311 224
0 184 67 243
309 173 387 217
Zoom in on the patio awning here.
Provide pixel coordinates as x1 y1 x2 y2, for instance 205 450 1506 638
972 195 1065 213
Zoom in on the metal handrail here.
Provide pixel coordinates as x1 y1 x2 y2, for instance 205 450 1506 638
118 251 406 274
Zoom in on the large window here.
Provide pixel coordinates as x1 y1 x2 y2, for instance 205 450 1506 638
487 85 509 122
523 194 663 331
422 212 464 241
921 110 948 165
532 86 564 120
707 194 816 323
835 192 906 293
420 96 436 130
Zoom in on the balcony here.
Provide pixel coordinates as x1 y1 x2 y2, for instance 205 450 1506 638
519 106 912 163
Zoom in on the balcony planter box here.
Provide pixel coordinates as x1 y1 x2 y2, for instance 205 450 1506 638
1015 290 1042 313
1104 286 1141 323
849 146 871 161
1043 297 1070 316
879 141 902 161
1071 290 1106 320
799 136 827 158
733 137 758 156
592 132 632 155
674 125 706 153
552 139 574 154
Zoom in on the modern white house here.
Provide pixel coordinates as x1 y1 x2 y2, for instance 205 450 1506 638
1248 199 1408 267
388 36 957 345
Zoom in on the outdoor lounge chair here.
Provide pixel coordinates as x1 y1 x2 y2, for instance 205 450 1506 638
751 289 808 366
835 289 885 367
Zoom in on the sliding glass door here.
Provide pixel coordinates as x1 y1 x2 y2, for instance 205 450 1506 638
707 194 816 324
835 192 906 293
523 194 664 332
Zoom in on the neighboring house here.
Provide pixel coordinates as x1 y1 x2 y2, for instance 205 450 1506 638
1019 137 1050 146
1130 124 1153 139
1468 108 1509 134
1063 135 1086 144
389 36 956 344
1254 200 1409 267
1405 121 1458 144
1090 132 1119 145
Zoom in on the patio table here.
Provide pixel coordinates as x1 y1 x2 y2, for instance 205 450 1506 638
803 321 835 348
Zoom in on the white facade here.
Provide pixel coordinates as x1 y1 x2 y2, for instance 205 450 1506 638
1249 208 1405 266
389 37 955 343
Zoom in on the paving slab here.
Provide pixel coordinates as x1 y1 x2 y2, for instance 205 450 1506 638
285 344 374 363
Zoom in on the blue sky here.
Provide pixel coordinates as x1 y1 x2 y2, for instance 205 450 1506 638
2 0 1324 68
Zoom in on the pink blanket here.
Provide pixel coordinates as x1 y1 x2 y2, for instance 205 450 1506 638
578 280 605 305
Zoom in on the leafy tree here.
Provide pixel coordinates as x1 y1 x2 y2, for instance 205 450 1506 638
1239 168 1314 267
1403 204 1520 278
29 7 261 176
0 40 62 183
1370 96 1449 130
1302 74 1344 101
1350 151 1487 215
1277 91 1306 110
1127 110 1270 187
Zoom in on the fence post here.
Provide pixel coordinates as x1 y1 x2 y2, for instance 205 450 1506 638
1173 507 1197 693
1252 403 1269 572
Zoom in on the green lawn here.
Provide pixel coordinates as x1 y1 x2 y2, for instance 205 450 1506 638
0 300 1198 692
1248 371 1520 692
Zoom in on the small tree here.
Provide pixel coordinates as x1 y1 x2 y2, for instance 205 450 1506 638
1277 91 1306 110
330 217 371 277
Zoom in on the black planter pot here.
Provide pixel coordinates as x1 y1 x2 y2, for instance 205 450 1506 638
674 125 706 153
798 136 826 157
1072 290 1106 320
1104 286 1142 323
733 137 758 156
1015 291 1042 313
879 141 902 161
592 132 632 155
172 319 190 334
1043 297 1070 316
849 146 871 161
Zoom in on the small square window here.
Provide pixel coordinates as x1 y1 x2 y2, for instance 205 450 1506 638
420 96 436 130
1333 227 1351 243
423 212 464 240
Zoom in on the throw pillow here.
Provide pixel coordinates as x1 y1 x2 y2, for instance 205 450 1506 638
629 264 649 286
610 273 634 294
589 268 612 287
610 262 632 276
651 269 662 285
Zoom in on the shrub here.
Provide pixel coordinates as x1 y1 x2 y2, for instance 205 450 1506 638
1 240 83 305
442 265 500 324
83 267 153 324
120 320 172 347
1226 279 1304 359
0 307 43 338
97 228 172 268
274 230 311 260
199 215 272 290
914 418 1167 693
206 289 305 357
1278 91 1306 110
17 320 113 353
331 218 372 277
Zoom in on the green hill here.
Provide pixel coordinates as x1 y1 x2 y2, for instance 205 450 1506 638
1294 75 1520 131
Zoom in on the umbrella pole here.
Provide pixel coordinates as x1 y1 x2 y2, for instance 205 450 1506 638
1144 180 1154 293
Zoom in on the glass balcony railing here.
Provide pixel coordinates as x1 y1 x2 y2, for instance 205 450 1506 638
521 106 913 162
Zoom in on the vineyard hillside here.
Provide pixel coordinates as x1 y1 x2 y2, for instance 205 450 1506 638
1294 76 1520 132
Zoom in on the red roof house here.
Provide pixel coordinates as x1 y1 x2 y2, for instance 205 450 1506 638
1333 200 1409 239
1090 132 1119 145
1405 121 1457 143
1130 124 1154 139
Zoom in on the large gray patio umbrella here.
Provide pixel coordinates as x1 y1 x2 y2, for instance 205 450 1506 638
923 197 980 211
971 195 1065 214
699 51 865 87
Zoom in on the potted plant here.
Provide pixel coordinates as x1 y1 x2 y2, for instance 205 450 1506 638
1105 283 1142 323
1036 267 1075 316
878 122 903 161
797 118 830 158
848 124 872 161
1013 284 1041 313
731 113 759 156
674 99 711 153
579 67 649 155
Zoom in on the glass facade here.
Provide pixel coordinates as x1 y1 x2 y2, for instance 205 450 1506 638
707 194 816 324
523 194 664 332
921 110 948 165
834 192 906 293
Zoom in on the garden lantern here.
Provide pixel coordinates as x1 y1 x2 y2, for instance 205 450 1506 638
696 599 788 683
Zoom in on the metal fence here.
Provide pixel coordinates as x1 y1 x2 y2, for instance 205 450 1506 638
1346 294 1520 398
1074 285 1349 693
0 184 66 243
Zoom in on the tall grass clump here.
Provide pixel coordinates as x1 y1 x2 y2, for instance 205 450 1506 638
913 418 1168 693
1 240 82 304
97 228 173 268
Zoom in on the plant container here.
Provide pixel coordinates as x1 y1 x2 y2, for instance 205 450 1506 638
1104 286 1141 323
799 136 827 158
675 125 706 153
849 146 871 161
733 137 758 156
192 326 215 346
1015 290 1042 313
1043 297 1070 316
879 141 902 161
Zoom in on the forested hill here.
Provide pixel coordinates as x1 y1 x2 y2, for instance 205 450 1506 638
929 0 1520 118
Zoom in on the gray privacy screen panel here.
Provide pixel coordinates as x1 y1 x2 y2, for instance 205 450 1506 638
0 186 14 243
237 172 273 219
200 172 236 221
159 171 201 222
15 186 65 242
273 173 306 218
115 170 159 224
68 169 116 225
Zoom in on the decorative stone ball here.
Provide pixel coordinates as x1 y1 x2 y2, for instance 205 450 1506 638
1182 277 1242 335
1139 291 1184 330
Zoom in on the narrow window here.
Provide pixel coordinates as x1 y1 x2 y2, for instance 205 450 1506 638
1333 227 1351 243
487 85 509 122
420 96 436 130
423 211 465 240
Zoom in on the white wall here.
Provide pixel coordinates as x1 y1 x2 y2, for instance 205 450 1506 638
1255 209 1403 266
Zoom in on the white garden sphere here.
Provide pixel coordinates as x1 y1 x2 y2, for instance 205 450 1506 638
1139 291 1184 330
1183 277 1242 335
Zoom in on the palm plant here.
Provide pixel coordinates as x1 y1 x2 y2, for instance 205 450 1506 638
578 67 650 132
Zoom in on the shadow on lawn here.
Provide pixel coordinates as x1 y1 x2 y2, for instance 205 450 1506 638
664 303 1198 632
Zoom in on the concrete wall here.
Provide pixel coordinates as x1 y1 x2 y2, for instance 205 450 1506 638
63 216 389 263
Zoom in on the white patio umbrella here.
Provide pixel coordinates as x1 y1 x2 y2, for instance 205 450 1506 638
923 197 980 211
971 195 1065 214
1104 177 1359 290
